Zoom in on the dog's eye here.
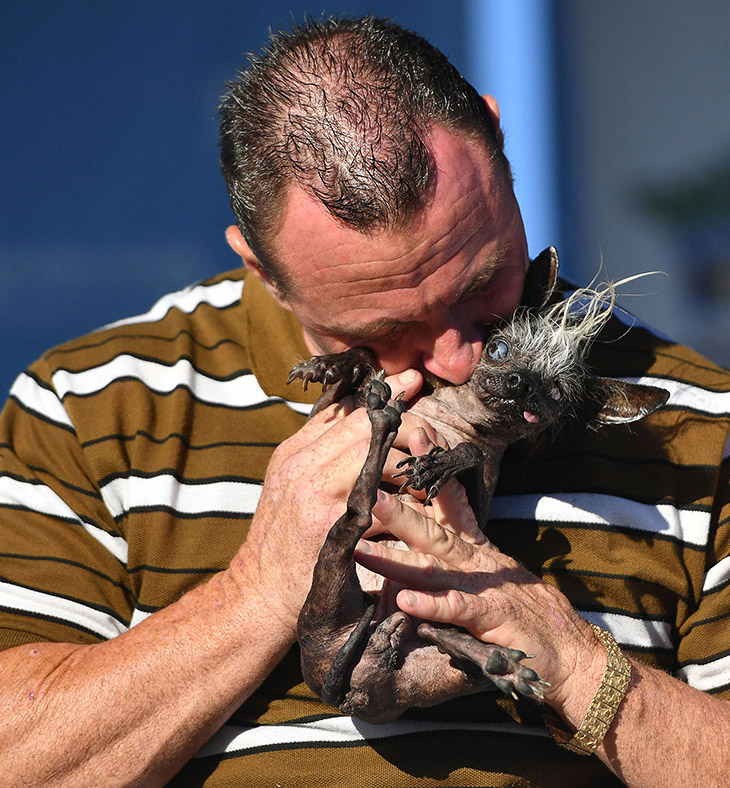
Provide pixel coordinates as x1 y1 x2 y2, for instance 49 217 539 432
487 339 510 361
549 382 563 401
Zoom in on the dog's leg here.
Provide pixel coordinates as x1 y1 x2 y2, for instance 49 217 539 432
396 442 484 505
417 623 550 701
297 374 406 707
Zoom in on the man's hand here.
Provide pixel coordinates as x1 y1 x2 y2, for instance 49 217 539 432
355 488 606 714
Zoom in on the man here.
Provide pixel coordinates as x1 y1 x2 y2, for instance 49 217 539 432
0 16 729 788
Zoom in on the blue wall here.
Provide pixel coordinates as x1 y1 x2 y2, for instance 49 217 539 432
1 2 474 396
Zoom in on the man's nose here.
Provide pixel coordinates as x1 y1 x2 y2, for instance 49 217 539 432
420 326 483 384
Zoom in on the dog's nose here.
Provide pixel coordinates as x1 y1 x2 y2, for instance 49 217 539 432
506 371 534 397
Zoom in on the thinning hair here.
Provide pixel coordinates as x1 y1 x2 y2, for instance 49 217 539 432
219 16 511 293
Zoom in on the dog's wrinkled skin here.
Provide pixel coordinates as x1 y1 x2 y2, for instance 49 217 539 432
291 248 670 724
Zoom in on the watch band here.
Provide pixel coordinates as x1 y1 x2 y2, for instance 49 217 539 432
544 624 632 756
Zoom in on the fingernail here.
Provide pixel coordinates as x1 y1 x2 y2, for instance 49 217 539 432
419 427 434 449
376 488 390 505
398 368 417 384
402 590 418 606
356 539 371 554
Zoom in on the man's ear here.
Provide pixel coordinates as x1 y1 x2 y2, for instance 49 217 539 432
226 225 266 278
225 225 291 309
481 94 504 149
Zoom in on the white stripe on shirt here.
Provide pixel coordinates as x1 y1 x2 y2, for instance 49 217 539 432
0 475 128 563
51 356 312 416
102 278 244 329
625 375 730 416
194 715 549 760
0 580 127 639
490 492 711 548
99 473 263 520
703 555 730 593
678 653 730 692
9 373 73 428
579 609 673 650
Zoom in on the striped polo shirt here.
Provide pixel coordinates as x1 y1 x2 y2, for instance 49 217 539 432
1 268 728 787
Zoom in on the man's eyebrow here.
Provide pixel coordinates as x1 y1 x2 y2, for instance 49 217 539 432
457 248 508 301
333 316 417 340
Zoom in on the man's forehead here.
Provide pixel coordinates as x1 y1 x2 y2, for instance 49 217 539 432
274 200 505 304
303 246 509 340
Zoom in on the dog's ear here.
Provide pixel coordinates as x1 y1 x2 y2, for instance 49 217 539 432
582 377 670 425
520 247 559 310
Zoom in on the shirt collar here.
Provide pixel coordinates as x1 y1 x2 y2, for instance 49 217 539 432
240 270 320 405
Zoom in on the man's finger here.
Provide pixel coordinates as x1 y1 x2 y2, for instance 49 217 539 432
355 536 454 589
382 368 423 403
396 587 487 632
371 491 473 558
291 407 375 467
393 414 445 453
429 479 486 545
406 425 450 455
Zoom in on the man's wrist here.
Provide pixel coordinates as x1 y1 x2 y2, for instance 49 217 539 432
226 542 301 644
544 625 632 755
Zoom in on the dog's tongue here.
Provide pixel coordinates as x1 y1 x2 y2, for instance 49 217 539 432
523 410 540 424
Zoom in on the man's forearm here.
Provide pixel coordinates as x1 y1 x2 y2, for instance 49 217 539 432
578 657 730 787
0 564 292 788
